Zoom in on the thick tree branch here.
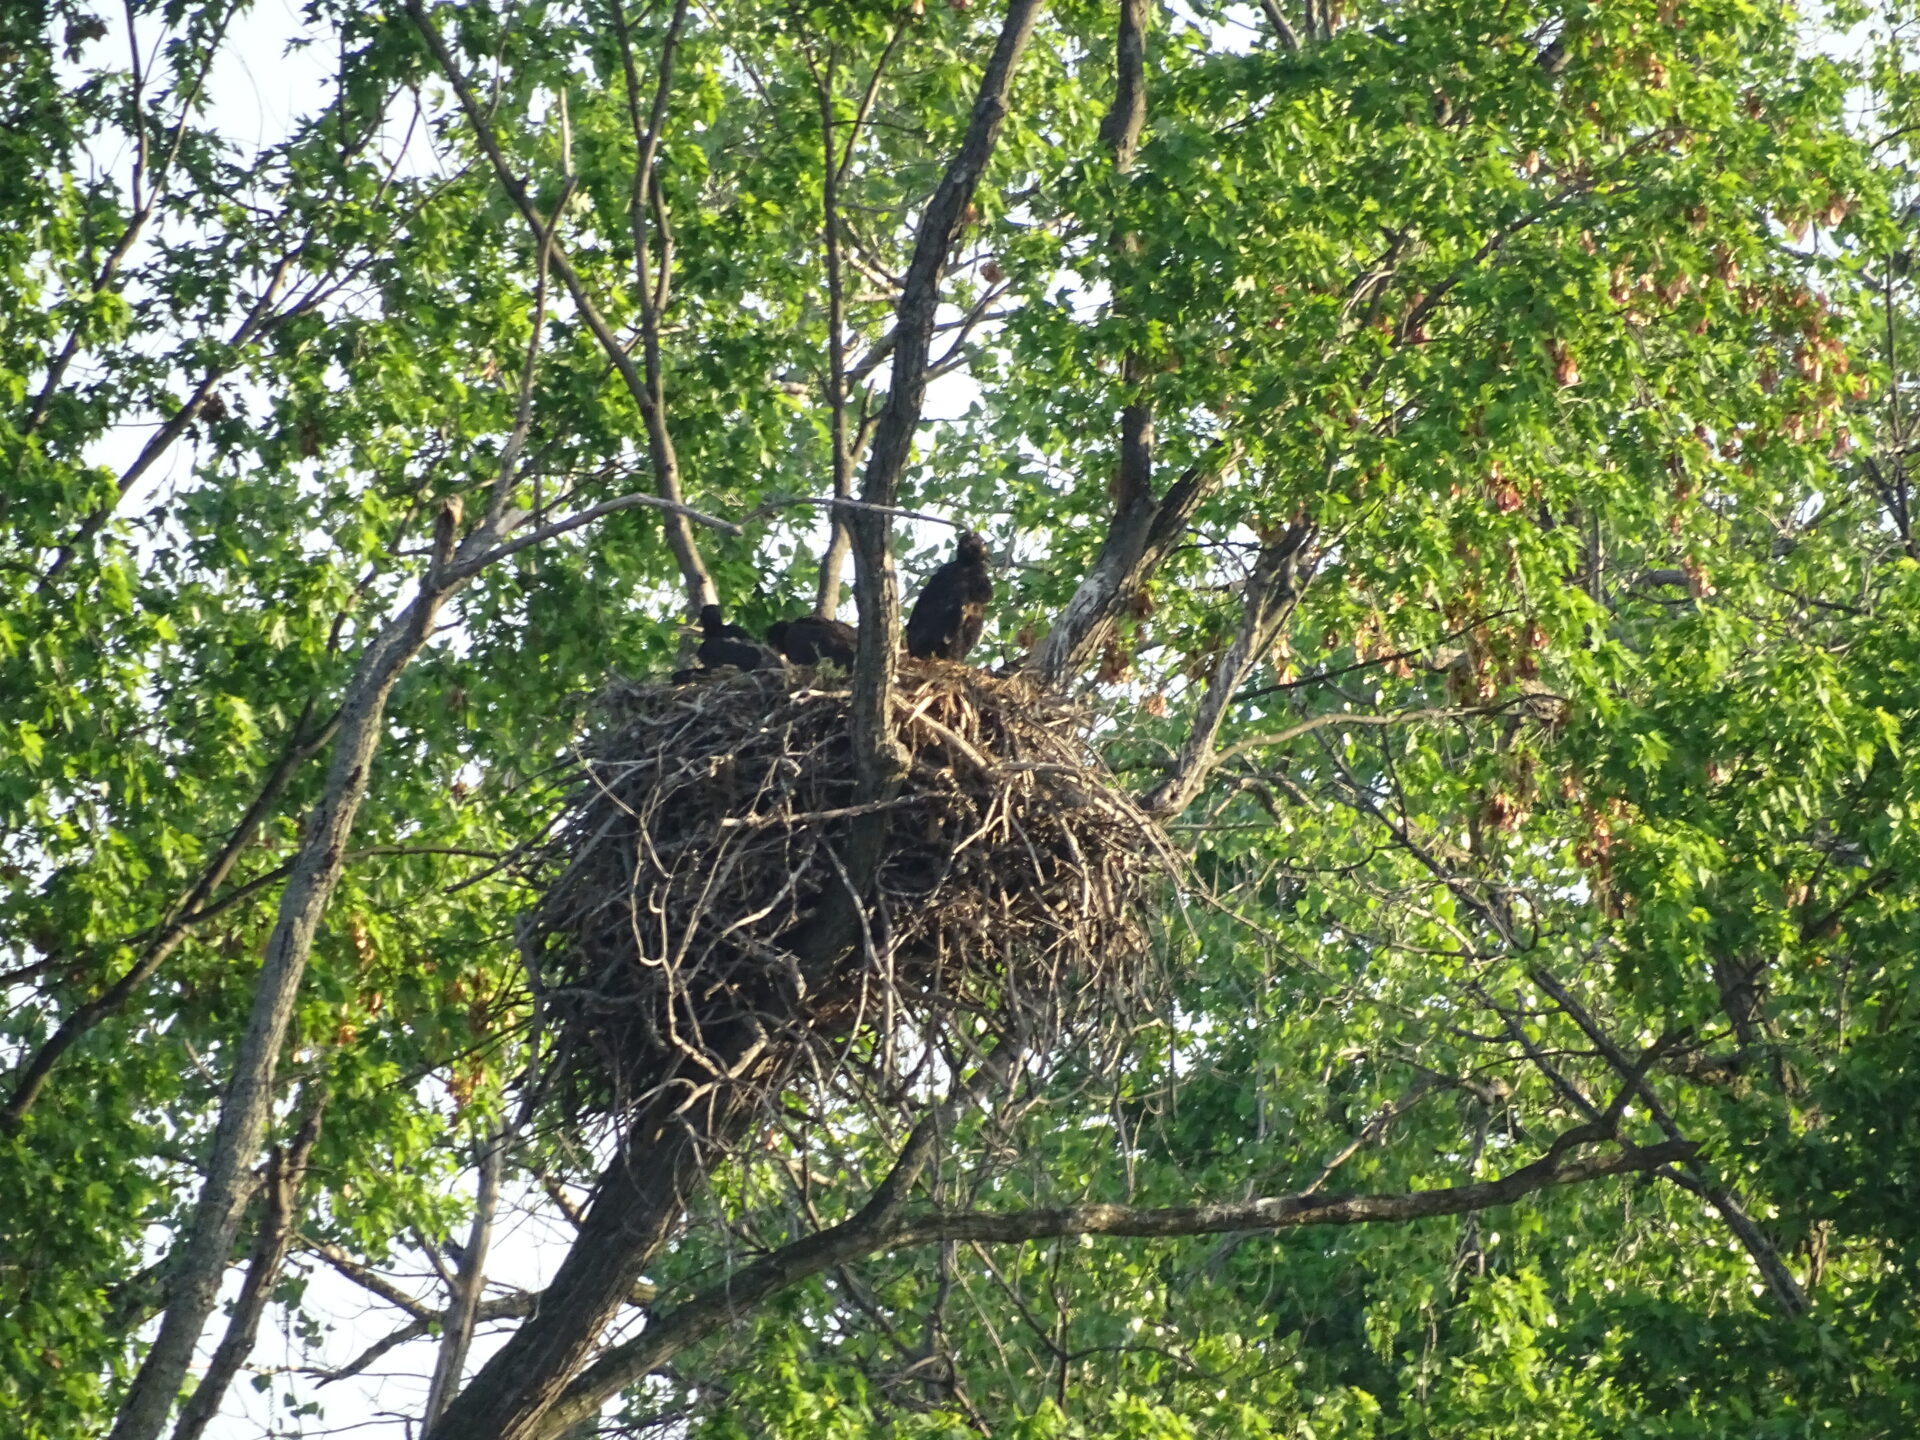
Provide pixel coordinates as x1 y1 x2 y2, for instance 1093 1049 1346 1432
1100 0 1148 171
107 563 461 1440
109 365 605 1438
609 0 700 603
1026 0 1164 694
535 1132 1687 1438
846 0 1047 799
1026 445 1234 692
1256 0 1303 51
542 1048 1019 1436
425 1066 764 1440
888 1139 1684 1242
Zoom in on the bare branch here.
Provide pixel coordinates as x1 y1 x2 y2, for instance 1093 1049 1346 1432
837 18 914 186
609 0 702 606
41 251 297 587
1144 521 1315 816
1204 701 1520 775
303 1242 437 1322
485 197 559 531
453 491 742 580
891 1141 1686 1243
314 1293 537 1388
408 0 719 614
814 50 858 619
1031 0 1160 691
169 1098 325 1440
749 494 962 529
424 1126 508 1425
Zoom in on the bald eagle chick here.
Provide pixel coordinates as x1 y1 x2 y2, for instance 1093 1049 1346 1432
769 615 858 667
696 604 776 671
905 532 993 662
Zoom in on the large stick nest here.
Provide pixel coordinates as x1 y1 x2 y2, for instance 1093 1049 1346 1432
523 660 1167 1116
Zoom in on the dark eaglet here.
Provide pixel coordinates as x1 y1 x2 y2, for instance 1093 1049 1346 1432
768 615 858 667
905 531 994 662
695 604 777 671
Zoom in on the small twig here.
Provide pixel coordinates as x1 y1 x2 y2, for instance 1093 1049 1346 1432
301 1241 434 1321
749 494 962 529
454 491 742 580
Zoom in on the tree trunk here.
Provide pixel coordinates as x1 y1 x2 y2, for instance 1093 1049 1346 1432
108 589 448 1440
425 1072 759 1440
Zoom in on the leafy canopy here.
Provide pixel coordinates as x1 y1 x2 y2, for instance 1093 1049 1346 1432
5 0 1920 1435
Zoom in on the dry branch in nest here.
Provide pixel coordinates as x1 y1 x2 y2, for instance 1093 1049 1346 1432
521 660 1167 1120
